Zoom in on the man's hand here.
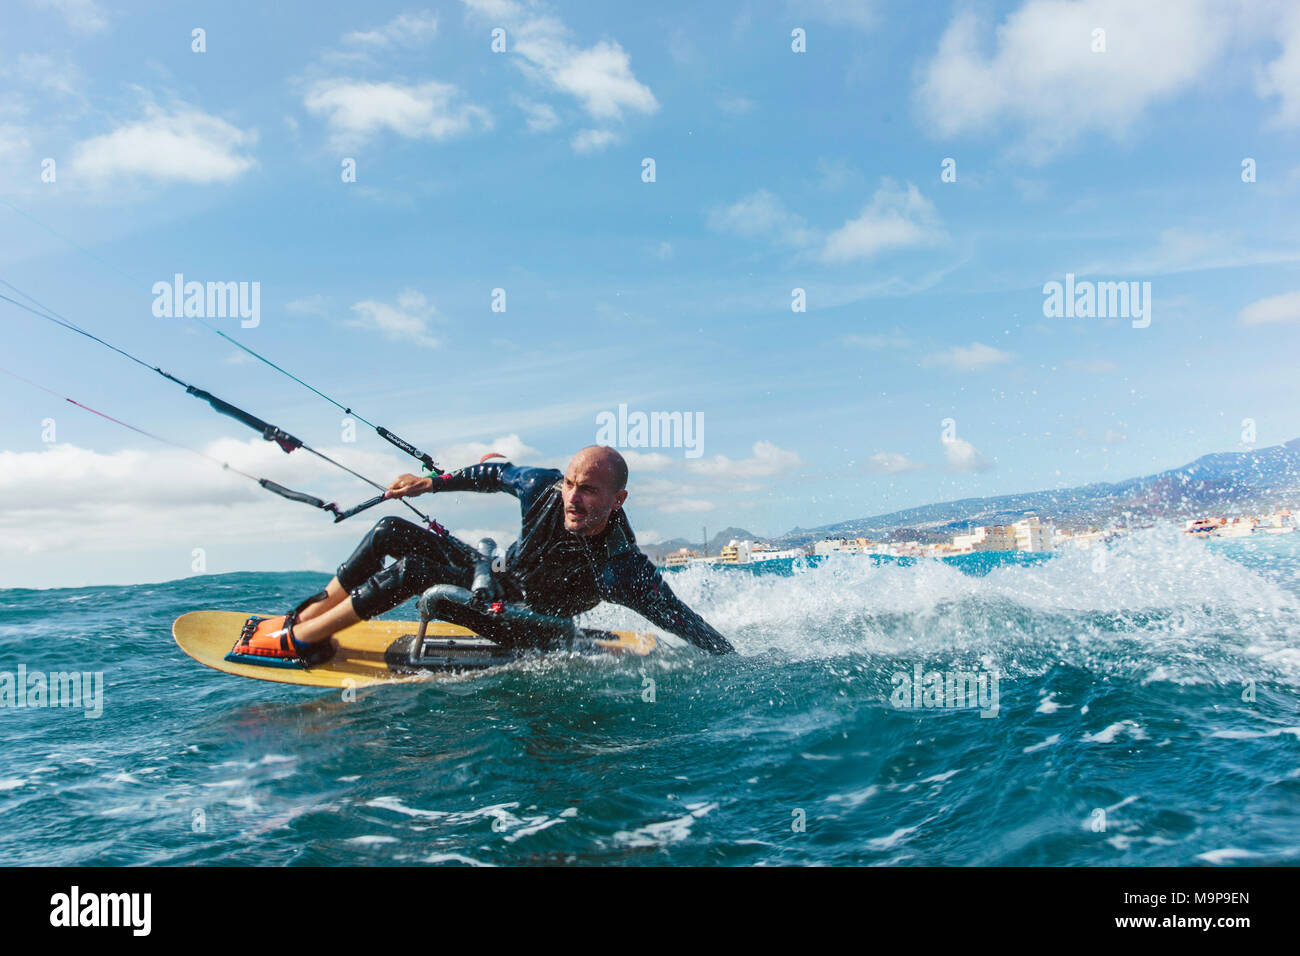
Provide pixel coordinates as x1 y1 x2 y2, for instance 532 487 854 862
384 473 434 499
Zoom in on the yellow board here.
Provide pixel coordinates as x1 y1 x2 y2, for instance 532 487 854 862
172 610 655 688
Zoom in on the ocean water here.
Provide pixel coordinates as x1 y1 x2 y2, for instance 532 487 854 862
1 526 1297 866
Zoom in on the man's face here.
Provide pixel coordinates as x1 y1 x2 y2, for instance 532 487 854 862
562 453 627 535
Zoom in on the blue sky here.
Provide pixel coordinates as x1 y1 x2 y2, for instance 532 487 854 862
2 0 1299 588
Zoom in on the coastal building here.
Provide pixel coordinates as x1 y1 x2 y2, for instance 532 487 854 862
982 525 1018 552
1219 516 1256 537
719 540 750 564
1254 510 1295 534
814 537 862 555
748 543 806 562
1184 510 1296 537
664 548 699 567
951 527 987 552
1012 517 1052 553
1060 529 1109 549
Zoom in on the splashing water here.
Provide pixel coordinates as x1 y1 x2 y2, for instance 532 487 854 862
1 527 1296 865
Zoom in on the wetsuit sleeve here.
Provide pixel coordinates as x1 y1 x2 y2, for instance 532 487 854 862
603 553 734 654
429 463 561 502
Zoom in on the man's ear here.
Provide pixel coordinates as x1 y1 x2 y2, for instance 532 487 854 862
613 489 628 510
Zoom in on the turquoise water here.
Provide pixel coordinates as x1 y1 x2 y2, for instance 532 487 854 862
2 527 1298 865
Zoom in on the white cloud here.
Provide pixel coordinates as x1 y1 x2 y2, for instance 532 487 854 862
915 1 1232 161
821 180 944 262
343 11 439 48
571 128 619 153
943 437 993 472
865 452 924 474
1238 290 1300 325
789 0 878 31
814 157 857 193
7 53 86 100
0 124 32 163
68 103 257 184
1258 7 1300 127
462 0 525 19
717 94 756 115
920 341 1012 371
436 434 543 469
707 189 815 247
842 330 911 349
286 295 329 316
304 79 491 148
653 498 717 514
346 289 442 348
514 97 560 131
30 0 107 34
0 436 554 585
461 1 658 123
0 439 411 560
686 440 802 479
627 476 717 515
620 450 675 472
550 41 658 121
1081 227 1300 278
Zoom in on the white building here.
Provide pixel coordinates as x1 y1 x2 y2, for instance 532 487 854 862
719 539 751 563
951 527 987 553
1012 517 1052 553
814 537 863 555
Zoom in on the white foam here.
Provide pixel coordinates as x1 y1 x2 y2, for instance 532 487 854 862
1209 726 1300 739
612 802 717 848
1083 721 1146 744
1036 693 1070 714
865 825 919 850
578 526 1300 687
1197 847 1262 864
921 770 961 784
1023 734 1061 753
424 853 495 866
825 785 879 807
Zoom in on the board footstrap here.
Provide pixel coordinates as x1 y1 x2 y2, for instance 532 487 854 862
225 615 312 670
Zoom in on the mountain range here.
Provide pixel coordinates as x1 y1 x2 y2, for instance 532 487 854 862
639 437 1300 561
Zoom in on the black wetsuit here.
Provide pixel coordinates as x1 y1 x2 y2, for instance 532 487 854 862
336 462 733 654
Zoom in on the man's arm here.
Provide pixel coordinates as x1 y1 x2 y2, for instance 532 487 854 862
603 554 735 654
425 462 560 501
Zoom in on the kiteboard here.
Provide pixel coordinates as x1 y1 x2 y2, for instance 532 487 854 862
172 610 656 688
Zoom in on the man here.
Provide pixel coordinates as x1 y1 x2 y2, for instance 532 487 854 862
235 445 734 662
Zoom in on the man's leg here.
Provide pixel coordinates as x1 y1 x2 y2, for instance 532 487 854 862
297 578 348 621
309 516 481 642
289 589 362 645
249 516 478 651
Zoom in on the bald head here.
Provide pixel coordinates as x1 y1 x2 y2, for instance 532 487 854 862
562 445 629 535
570 445 628 491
